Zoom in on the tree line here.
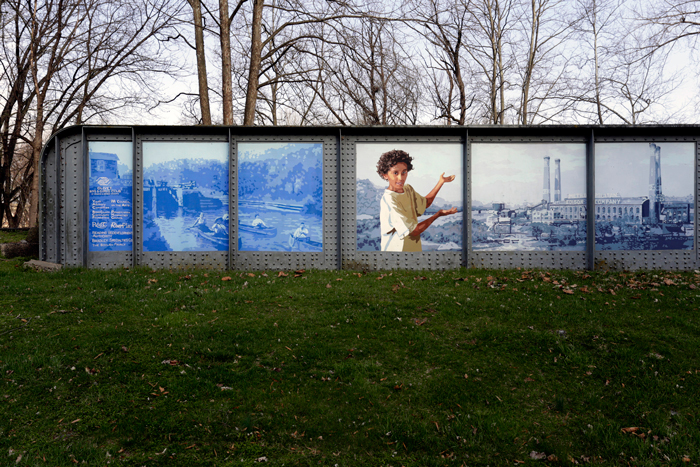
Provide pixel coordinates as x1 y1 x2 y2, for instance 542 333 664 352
1 0 698 228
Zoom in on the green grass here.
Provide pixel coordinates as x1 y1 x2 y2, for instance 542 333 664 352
0 229 28 243
1 260 699 466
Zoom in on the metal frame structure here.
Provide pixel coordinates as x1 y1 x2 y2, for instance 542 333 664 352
40 125 700 271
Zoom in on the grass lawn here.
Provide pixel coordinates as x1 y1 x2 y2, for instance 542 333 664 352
1 259 699 466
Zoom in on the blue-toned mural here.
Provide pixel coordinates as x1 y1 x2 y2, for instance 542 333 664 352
595 142 694 251
471 143 587 252
237 142 323 252
356 143 463 252
88 142 133 251
142 142 229 252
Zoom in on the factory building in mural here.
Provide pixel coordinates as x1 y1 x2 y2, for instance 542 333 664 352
473 142 693 251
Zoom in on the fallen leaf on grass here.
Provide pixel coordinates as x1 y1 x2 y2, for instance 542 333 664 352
563 289 574 295
529 451 546 460
326 284 332 288
221 276 232 281
621 427 640 433
414 318 428 326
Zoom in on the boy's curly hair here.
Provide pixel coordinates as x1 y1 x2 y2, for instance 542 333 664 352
376 149 413 180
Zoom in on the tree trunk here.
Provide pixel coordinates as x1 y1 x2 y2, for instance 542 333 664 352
243 0 264 126
219 0 234 125
190 0 212 125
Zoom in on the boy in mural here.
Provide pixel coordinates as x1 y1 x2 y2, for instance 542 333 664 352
377 149 458 252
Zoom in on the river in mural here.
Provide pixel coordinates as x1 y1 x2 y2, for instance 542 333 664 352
142 142 229 252
237 142 323 252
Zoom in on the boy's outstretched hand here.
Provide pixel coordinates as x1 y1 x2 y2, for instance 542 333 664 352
440 173 456 184
438 207 458 217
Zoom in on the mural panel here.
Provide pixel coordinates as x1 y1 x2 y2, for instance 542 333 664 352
356 143 463 252
595 143 695 250
237 142 323 252
142 142 229 252
471 143 587 251
88 142 133 252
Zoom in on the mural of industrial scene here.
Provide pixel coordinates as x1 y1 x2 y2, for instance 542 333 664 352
356 143 463 252
88 142 133 252
142 142 229 252
237 142 323 252
471 144 587 251
595 142 694 250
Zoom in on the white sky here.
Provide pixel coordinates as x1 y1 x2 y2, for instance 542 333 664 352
471 143 586 206
356 142 463 204
595 142 694 198
142 142 229 169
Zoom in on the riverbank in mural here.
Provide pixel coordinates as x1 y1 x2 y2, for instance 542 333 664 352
471 143 587 252
237 142 323 252
142 142 229 252
88 142 133 251
595 142 694 250
356 143 463 252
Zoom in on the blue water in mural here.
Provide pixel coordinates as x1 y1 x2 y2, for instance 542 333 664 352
143 142 229 252
238 143 323 252
88 148 133 251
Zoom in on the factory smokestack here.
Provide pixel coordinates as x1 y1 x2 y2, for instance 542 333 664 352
543 156 551 203
554 159 561 202
649 143 662 223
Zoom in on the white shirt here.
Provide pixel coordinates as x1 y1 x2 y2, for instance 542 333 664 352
379 184 427 251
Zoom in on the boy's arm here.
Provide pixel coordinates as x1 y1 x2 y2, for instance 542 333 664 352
425 173 456 208
409 207 458 237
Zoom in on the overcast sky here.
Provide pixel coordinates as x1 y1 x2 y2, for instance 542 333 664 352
595 142 694 198
142 142 228 169
471 143 586 206
356 142 463 204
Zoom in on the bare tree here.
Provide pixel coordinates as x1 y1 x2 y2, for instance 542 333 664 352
573 0 628 123
412 0 472 124
187 0 213 124
513 0 579 124
462 0 516 124
1 0 183 227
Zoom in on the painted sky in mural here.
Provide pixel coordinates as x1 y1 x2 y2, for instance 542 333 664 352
142 142 229 252
237 142 323 252
88 142 133 252
595 142 694 251
471 143 587 252
356 143 463 252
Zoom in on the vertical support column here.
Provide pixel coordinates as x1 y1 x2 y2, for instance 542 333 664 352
463 129 469 268
337 128 343 270
81 127 88 267
587 129 596 270
132 129 142 268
